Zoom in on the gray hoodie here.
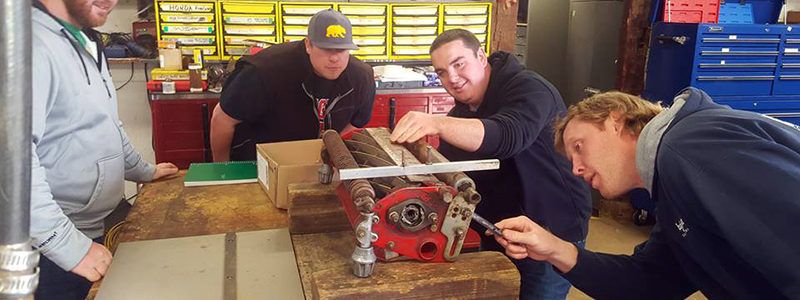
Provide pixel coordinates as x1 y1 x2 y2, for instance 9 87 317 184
31 6 155 271
635 90 687 194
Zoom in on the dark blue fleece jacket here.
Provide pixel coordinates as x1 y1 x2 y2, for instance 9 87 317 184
439 51 592 244
563 88 800 300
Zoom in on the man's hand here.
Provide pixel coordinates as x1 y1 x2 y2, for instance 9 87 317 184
491 216 579 273
71 242 113 282
390 111 443 144
152 162 179 181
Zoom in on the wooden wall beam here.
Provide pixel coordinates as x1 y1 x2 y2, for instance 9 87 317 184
491 1 519 53
615 0 654 95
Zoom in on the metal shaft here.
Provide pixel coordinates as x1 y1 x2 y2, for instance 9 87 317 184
321 130 377 278
322 130 375 212
1 0 38 298
0 0 32 250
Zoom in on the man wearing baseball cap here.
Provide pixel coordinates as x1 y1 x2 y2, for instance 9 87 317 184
211 9 375 161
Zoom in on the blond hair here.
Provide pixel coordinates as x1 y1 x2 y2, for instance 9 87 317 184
553 92 665 154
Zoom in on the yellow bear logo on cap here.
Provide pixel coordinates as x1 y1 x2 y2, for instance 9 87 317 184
326 25 346 38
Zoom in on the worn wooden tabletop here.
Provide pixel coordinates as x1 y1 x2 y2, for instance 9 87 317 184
89 171 520 300
116 171 288 243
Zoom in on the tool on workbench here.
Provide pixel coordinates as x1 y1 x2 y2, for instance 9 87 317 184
320 128 499 278
471 212 504 237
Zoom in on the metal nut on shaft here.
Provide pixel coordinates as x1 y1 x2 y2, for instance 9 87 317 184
389 211 400 223
428 213 438 223
317 163 333 184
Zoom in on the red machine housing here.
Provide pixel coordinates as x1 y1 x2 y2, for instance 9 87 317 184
335 130 480 263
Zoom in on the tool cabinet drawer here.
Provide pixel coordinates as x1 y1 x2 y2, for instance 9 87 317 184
693 72 774 95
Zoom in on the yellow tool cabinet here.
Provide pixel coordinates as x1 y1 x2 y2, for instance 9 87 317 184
279 2 335 42
390 4 440 60
442 3 491 54
338 3 388 60
218 0 279 59
155 0 220 58
154 0 491 62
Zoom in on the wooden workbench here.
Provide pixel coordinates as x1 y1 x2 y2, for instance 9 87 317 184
92 171 520 299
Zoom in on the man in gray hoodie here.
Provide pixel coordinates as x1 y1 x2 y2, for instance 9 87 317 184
32 0 178 299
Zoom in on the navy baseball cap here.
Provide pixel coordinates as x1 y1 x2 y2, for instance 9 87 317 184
307 9 359 50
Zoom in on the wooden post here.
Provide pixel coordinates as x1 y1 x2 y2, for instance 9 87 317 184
491 1 519 53
615 0 654 95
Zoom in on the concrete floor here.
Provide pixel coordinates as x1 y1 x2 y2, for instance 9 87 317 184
566 217 708 300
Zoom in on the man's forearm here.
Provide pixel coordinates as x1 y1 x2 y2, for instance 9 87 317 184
210 121 235 162
548 239 579 273
438 117 484 152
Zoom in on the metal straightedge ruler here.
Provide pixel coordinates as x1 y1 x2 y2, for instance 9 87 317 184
338 159 499 181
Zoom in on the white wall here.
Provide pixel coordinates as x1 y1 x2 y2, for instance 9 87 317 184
102 0 155 201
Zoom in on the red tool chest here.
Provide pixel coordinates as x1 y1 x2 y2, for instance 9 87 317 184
663 0 720 23
149 93 219 169
150 88 455 168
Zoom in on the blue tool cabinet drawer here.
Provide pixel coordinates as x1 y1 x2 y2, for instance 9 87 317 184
717 99 800 126
700 33 780 47
774 72 800 94
693 72 774 95
699 46 779 56
715 99 800 112
697 57 777 71
769 114 800 126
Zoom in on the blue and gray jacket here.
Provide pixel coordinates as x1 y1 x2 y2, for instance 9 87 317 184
563 88 800 299
32 3 155 271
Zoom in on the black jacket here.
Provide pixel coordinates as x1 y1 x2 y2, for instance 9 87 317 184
439 51 592 244
220 41 375 161
563 88 800 300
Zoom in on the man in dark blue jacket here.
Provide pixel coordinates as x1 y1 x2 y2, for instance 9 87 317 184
390 29 592 300
492 88 800 300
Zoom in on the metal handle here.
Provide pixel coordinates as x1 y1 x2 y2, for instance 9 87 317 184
696 75 774 81
765 113 800 118
656 35 688 45
787 39 800 44
782 63 800 68
702 38 780 43
779 75 800 80
698 63 776 68
784 52 800 56
388 97 397 131
701 51 779 56
201 103 212 162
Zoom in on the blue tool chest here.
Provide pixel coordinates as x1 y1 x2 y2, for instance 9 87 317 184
643 22 800 125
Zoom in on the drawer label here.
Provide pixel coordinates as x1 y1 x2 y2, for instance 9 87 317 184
729 35 737 40
722 48 730 52
786 48 799 53
163 25 213 34
160 4 212 12
226 16 275 24
163 37 214 45
164 15 211 22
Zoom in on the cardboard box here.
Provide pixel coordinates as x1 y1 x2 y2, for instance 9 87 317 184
159 48 182 71
256 139 323 209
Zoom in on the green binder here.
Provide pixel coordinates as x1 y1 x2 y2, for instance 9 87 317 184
183 161 258 187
